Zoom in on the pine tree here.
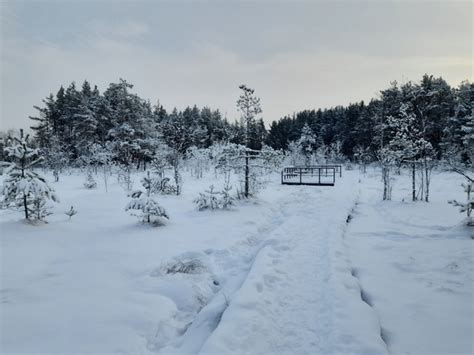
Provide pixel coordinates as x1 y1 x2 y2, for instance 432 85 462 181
42 135 69 182
29 94 56 148
0 130 59 221
386 104 434 201
449 182 473 227
297 123 317 166
126 172 169 225
443 81 473 163
83 170 97 189
237 85 262 146
73 84 99 157
237 85 263 197
65 206 78 220
353 145 371 173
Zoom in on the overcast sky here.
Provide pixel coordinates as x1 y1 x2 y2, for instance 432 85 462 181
1 0 472 130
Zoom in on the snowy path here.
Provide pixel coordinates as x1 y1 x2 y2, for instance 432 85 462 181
167 174 388 355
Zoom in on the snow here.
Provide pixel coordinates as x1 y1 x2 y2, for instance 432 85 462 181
199 178 385 355
1 168 472 354
347 170 474 355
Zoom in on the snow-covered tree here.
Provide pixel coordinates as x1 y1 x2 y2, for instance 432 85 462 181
186 146 210 179
146 139 171 178
286 141 302 166
461 111 474 163
0 130 59 221
83 170 97 189
194 185 221 211
449 182 473 227
193 182 235 211
386 105 434 201
353 145 371 173
220 179 235 209
42 135 69 182
125 172 169 225
117 163 134 192
214 143 281 198
236 85 264 196
327 141 345 164
443 81 473 164
73 84 100 157
375 147 398 201
237 84 262 149
259 145 284 172
169 150 183 196
297 123 317 166
88 143 113 192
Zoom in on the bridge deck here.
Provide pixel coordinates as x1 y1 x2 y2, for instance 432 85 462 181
281 165 341 186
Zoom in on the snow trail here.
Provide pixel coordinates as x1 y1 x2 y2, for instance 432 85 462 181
197 173 387 354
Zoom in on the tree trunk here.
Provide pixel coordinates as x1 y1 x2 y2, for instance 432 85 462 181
23 193 29 220
420 168 424 200
245 156 249 198
21 155 28 220
412 163 416 201
467 184 471 218
382 166 391 201
174 164 181 196
424 158 430 202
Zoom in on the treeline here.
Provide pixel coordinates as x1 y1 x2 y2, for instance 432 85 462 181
267 75 472 161
17 74 473 167
27 79 267 167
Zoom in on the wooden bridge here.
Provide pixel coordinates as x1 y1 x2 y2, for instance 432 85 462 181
281 165 342 186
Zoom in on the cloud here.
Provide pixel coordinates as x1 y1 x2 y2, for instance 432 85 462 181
89 20 150 39
1 1 472 131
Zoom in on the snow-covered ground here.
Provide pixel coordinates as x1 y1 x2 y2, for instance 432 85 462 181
347 170 473 355
0 167 472 354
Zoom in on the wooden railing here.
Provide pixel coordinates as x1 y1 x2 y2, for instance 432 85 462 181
281 165 341 186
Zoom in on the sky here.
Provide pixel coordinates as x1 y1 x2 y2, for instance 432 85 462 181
0 0 472 130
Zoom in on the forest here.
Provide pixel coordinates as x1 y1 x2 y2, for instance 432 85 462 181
1 74 472 167
1 75 473 355
0 74 472 221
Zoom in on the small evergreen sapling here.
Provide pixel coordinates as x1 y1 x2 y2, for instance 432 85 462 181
193 183 235 211
65 206 78 220
83 171 97 189
145 174 177 195
194 185 220 211
125 172 169 225
449 181 473 226
157 177 177 195
220 182 235 209
0 130 59 221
